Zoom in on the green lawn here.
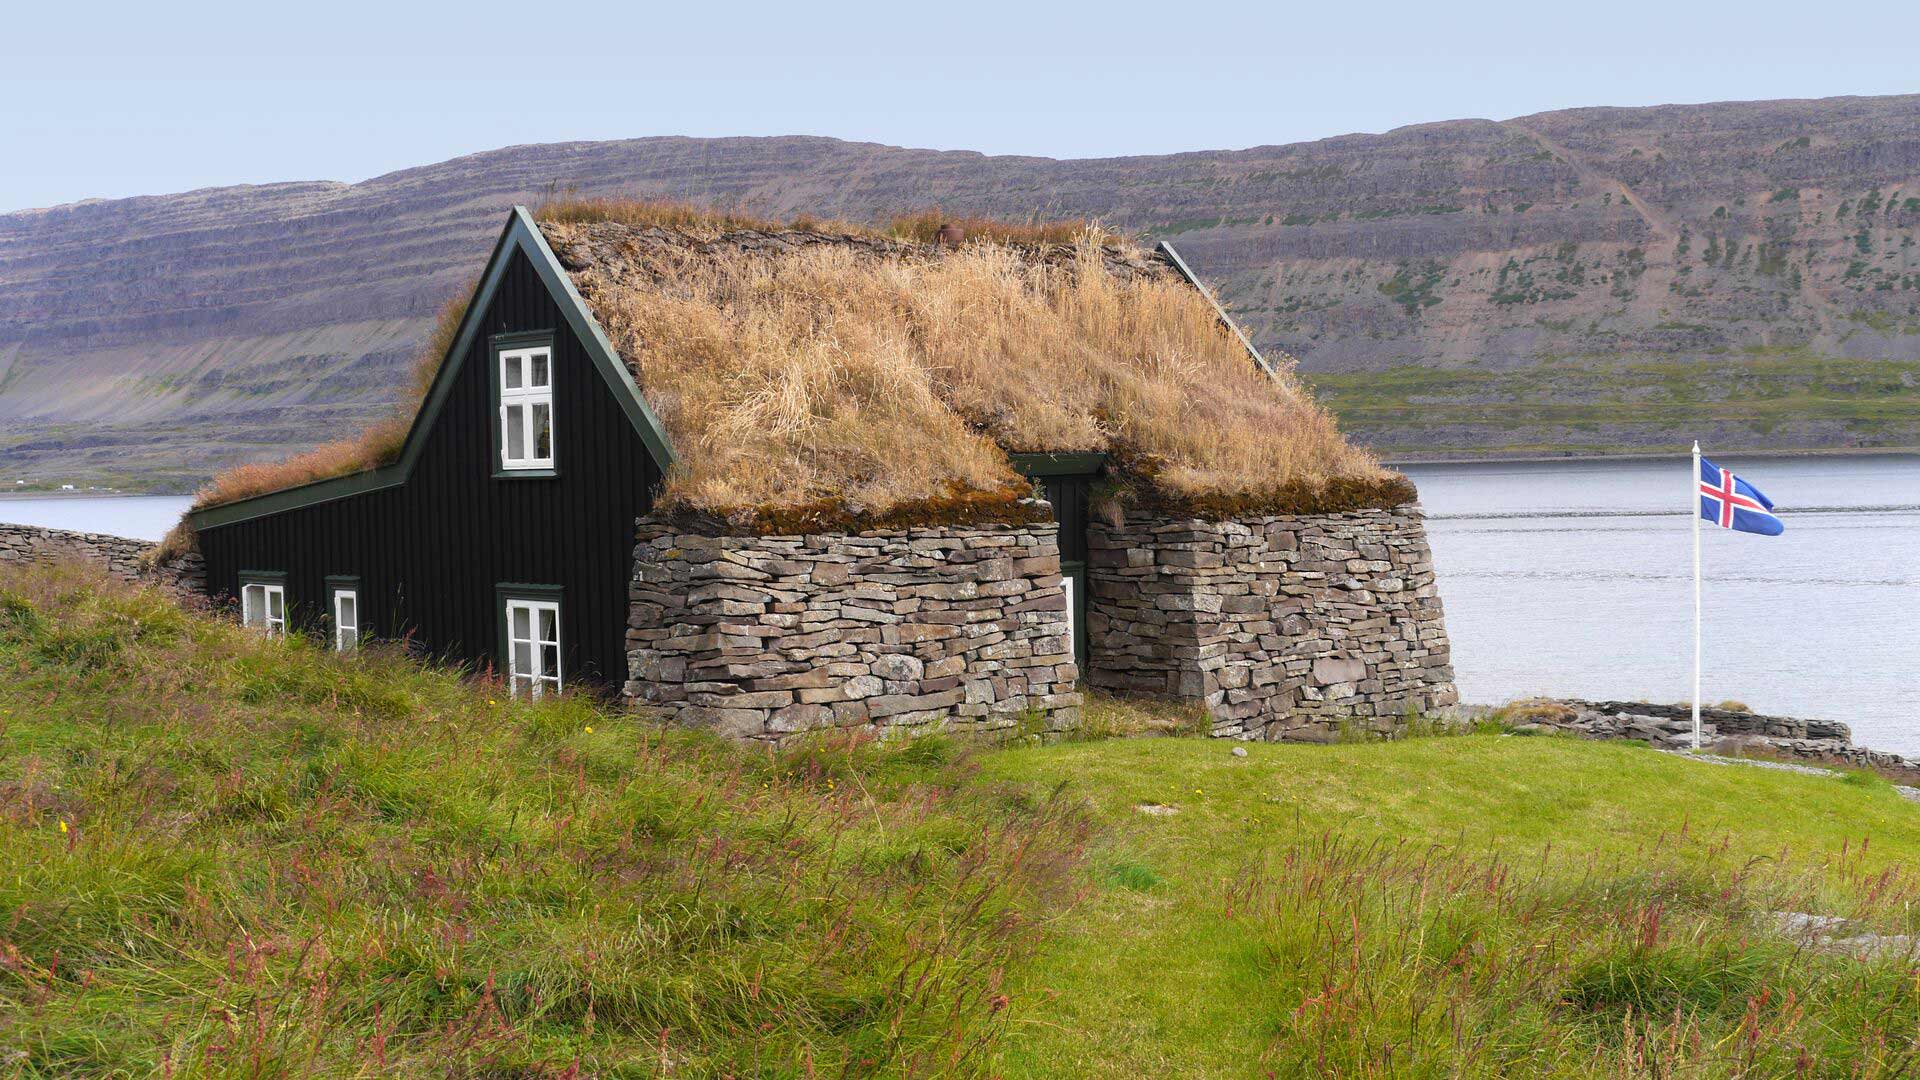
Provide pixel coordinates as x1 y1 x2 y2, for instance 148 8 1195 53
980 736 1920 1077
6 560 1920 1077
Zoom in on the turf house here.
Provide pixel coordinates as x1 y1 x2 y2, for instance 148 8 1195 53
169 202 1457 742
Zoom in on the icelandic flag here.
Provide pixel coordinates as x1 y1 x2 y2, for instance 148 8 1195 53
1698 456 1784 535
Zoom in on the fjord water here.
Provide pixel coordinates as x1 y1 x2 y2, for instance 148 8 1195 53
5 457 1916 752
1402 454 1920 754
0 495 193 542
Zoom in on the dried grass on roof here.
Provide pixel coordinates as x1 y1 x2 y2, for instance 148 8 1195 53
168 202 1405 551
535 197 1111 248
556 222 1400 528
536 198 805 236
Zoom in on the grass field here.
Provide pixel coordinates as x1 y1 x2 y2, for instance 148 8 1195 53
6 562 1920 1077
0 562 1090 1076
982 736 1920 1077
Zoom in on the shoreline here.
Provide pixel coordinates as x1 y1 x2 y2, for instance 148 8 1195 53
1387 445 1920 468
0 491 189 501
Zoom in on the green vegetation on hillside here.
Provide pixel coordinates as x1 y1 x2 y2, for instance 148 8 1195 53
1305 353 1920 456
7 562 1920 1077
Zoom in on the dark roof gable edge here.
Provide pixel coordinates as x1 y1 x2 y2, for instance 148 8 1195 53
188 206 676 532
1154 241 1279 380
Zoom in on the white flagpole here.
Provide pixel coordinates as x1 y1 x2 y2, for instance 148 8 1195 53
1691 441 1702 751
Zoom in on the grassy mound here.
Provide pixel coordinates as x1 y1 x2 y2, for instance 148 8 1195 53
0 562 1089 1076
551 211 1397 530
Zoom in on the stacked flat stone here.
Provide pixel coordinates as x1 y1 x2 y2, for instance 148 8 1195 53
624 519 1081 742
1567 699 1851 743
0 522 204 597
1525 699 1920 783
1084 509 1457 741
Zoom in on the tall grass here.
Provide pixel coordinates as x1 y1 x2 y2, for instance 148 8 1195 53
1237 829 1920 1076
0 561 1091 1076
563 227 1397 529
979 732 1920 1078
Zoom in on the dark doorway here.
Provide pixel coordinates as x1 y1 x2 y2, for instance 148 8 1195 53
1011 453 1105 672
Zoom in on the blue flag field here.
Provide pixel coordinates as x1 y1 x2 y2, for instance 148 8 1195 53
1697 455 1784 536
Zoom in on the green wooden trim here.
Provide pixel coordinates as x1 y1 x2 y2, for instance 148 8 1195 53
515 208 678 469
189 205 678 533
238 569 287 584
1155 241 1278 380
190 465 405 530
487 330 559 479
490 330 551 349
1008 451 1108 478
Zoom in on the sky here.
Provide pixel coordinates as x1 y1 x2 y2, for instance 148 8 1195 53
4 0 1918 213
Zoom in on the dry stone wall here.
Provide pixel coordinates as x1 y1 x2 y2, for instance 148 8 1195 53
1516 699 1920 783
1085 509 1455 741
0 522 204 597
624 518 1080 742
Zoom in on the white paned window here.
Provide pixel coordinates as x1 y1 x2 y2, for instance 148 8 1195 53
332 588 359 651
505 597 562 698
1062 574 1077 656
241 582 286 636
498 345 554 470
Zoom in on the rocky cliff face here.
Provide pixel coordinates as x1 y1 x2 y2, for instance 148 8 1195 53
5 95 1920 487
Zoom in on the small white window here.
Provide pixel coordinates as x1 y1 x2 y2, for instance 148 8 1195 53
505 597 561 698
332 588 360 651
499 345 554 470
242 582 285 636
1062 574 1077 656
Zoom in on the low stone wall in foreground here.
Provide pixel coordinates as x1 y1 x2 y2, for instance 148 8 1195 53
624 518 1080 743
1085 508 1457 741
0 522 204 597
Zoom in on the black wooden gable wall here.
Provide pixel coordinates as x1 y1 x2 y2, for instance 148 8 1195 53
195 248 663 687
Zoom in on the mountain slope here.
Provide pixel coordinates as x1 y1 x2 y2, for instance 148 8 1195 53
5 96 1920 488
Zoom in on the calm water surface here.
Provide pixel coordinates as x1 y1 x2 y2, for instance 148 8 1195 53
5 460 1917 752
1401 454 1920 754
0 496 193 542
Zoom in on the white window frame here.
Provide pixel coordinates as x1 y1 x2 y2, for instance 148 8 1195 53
330 586 360 652
241 581 286 637
504 596 562 699
1061 573 1077 659
497 344 554 471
